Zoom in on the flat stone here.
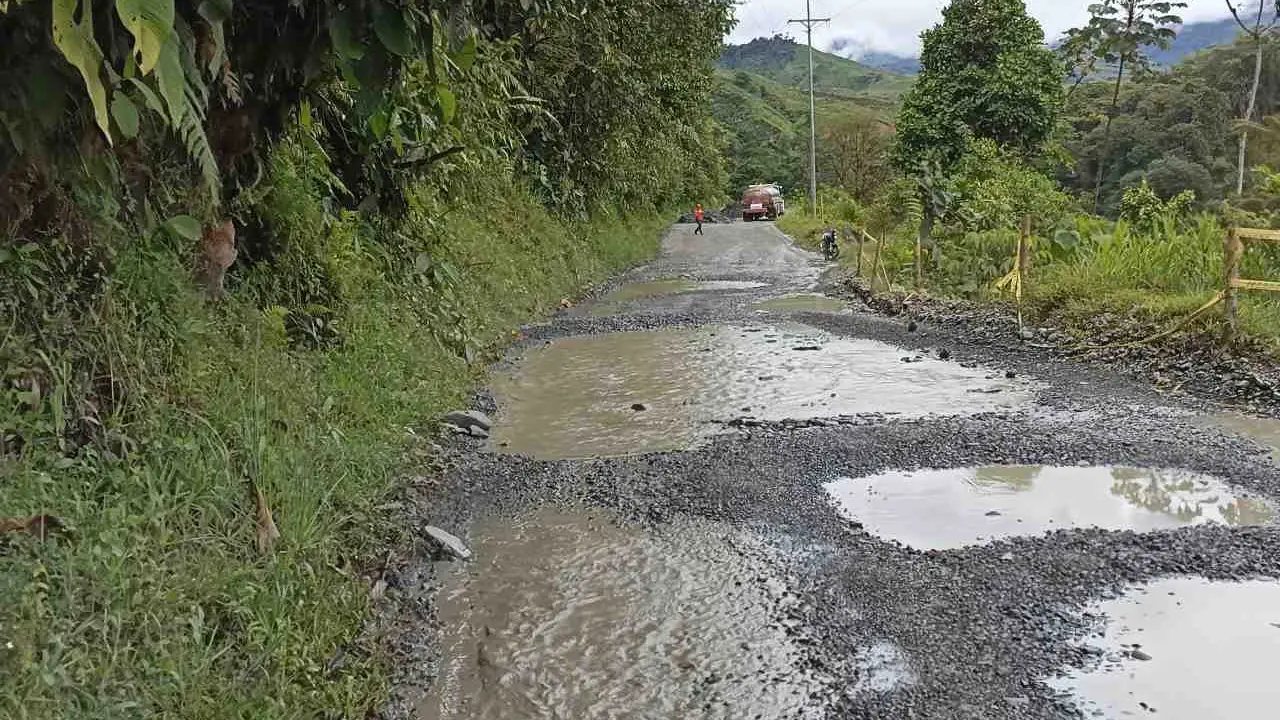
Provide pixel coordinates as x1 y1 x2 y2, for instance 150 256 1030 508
442 410 492 432
423 525 473 561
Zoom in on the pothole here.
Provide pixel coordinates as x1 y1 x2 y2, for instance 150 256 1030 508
824 466 1273 550
1050 577 1280 719
490 324 1033 459
753 294 849 314
1203 411 1280 462
417 507 828 720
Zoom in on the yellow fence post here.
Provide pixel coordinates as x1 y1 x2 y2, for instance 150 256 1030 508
870 230 887 293
855 227 865 277
1020 215 1033 278
914 233 923 290
1225 226 1242 339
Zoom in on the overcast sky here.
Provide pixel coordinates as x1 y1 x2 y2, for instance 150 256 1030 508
728 0 1237 57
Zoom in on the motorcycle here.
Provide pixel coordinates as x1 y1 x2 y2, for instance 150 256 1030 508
821 229 840 261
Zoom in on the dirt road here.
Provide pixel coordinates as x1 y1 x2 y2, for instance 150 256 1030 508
383 222 1280 719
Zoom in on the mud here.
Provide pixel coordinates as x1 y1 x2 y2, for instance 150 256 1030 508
1205 411 1280 461
825 466 1273 550
1052 577 1280 719
418 507 826 720
489 323 1033 459
753 293 849 315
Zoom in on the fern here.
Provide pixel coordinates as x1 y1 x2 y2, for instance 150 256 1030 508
37 0 228 199
903 192 924 229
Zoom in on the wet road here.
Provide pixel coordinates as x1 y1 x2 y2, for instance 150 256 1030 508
390 222 1280 720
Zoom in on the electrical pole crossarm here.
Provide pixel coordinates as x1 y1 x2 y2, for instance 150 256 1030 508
787 2 830 217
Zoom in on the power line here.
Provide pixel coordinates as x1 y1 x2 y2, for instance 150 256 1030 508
788 2 830 216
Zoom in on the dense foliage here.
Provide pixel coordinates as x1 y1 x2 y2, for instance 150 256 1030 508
1057 35 1280 213
0 1 734 716
892 0 1062 174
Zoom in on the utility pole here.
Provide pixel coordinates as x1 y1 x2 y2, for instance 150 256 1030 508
789 1 829 217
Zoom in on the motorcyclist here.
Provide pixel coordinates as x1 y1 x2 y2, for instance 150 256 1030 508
821 226 839 260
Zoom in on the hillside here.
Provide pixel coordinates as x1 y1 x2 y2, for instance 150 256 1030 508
1149 16 1242 67
714 36 908 196
718 35 913 101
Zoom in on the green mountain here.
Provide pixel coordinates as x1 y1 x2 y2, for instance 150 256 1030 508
718 36 913 103
713 36 909 196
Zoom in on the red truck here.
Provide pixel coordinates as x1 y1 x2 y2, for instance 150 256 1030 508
741 184 785 221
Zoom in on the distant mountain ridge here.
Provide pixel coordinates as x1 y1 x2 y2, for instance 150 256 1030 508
828 12 1245 75
717 35 912 99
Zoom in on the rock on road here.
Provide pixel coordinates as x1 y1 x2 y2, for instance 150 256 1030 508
383 221 1280 720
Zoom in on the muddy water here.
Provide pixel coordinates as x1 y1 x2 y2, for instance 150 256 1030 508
490 324 1033 459
1053 577 1280 719
590 280 771 316
419 507 826 720
1205 411 1280 461
824 466 1273 550
753 294 849 314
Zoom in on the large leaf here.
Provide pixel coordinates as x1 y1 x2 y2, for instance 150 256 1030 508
452 33 478 72
116 0 176 75
328 6 364 61
436 85 456 125
52 0 112 143
373 1 413 57
164 214 202 240
152 33 186 126
111 93 140 138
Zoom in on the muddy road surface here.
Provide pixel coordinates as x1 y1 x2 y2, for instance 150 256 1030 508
383 222 1280 720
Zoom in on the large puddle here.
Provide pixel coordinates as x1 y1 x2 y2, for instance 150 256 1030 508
418 508 827 719
824 466 1273 550
1053 577 1280 719
490 324 1032 459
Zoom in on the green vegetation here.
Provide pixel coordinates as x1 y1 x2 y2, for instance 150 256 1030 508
777 0 1280 348
894 0 1063 174
713 35 906 200
0 0 731 716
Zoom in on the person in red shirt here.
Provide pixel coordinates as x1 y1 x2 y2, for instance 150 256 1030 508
694 204 704 235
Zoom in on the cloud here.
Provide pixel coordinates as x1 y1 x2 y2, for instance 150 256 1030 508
728 0 1235 57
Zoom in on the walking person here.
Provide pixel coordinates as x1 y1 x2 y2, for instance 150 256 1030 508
694 203 704 235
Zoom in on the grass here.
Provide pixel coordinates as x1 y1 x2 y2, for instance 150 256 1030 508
0 134 666 718
780 200 1280 347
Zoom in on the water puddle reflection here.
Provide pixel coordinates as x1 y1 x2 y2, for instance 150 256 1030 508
753 294 849 314
824 466 1272 550
1052 577 1280 719
419 508 827 720
490 324 1033 459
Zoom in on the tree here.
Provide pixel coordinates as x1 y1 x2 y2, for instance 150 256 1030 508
819 114 892 201
1064 0 1186 212
891 0 1062 283
1226 1 1280 195
892 0 1063 175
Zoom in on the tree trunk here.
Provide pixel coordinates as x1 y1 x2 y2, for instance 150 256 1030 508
1237 32 1266 196
1093 55 1127 214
